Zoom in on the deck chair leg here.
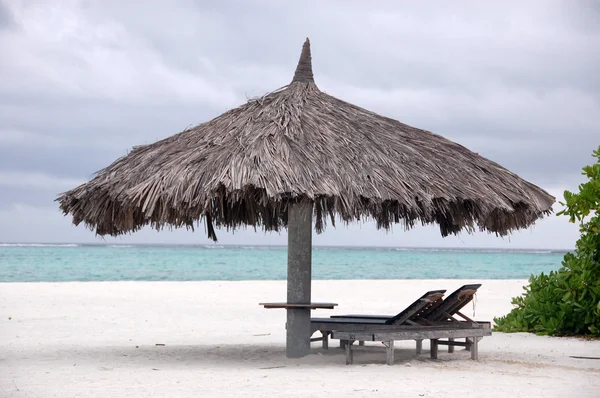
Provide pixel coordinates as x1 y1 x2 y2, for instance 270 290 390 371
321 331 329 349
430 339 439 359
465 338 471 351
448 338 455 353
415 339 423 355
471 337 479 360
358 340 365 346
385 340 394 365
340 339 347 350
345 340 354 365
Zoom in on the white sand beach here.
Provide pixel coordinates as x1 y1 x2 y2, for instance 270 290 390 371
1 280 599 397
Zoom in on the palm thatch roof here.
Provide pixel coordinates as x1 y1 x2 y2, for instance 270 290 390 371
57 38 554 241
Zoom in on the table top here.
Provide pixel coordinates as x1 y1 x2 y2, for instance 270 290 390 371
259 302 338 310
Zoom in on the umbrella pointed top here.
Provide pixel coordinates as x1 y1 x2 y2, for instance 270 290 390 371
292 38 314 83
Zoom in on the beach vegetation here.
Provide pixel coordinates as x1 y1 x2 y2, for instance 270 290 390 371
494 146 600 336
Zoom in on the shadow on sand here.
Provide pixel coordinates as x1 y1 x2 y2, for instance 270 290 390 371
9 342 462 368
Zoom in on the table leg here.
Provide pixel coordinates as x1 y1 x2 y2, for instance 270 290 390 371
386 340 395 365
346 340 354 365
430 339 439 359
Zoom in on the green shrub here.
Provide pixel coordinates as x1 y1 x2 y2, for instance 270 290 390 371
494 146 600 336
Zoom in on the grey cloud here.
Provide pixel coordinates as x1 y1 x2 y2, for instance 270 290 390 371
0 1 14 31
0 146 119 178
87 0 599 97
0 98 224 143
0 186 63 210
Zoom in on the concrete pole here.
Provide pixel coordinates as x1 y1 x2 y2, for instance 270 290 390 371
286 201 313 358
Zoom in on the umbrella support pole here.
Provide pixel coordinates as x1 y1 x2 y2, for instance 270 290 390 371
286 201 313 358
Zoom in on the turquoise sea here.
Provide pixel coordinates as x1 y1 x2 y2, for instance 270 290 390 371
0 243 567 282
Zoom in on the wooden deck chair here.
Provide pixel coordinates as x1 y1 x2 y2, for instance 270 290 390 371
310 290 445 348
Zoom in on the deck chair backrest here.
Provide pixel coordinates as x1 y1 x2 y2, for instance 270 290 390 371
425 284 481 322
409 291 446 321
384 290 446 325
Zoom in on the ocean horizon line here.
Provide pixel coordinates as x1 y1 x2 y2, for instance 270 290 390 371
0 242 572 253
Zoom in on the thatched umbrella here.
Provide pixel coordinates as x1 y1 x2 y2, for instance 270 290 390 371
58 38 554 358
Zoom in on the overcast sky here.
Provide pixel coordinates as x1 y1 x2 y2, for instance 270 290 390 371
0 0 598 249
